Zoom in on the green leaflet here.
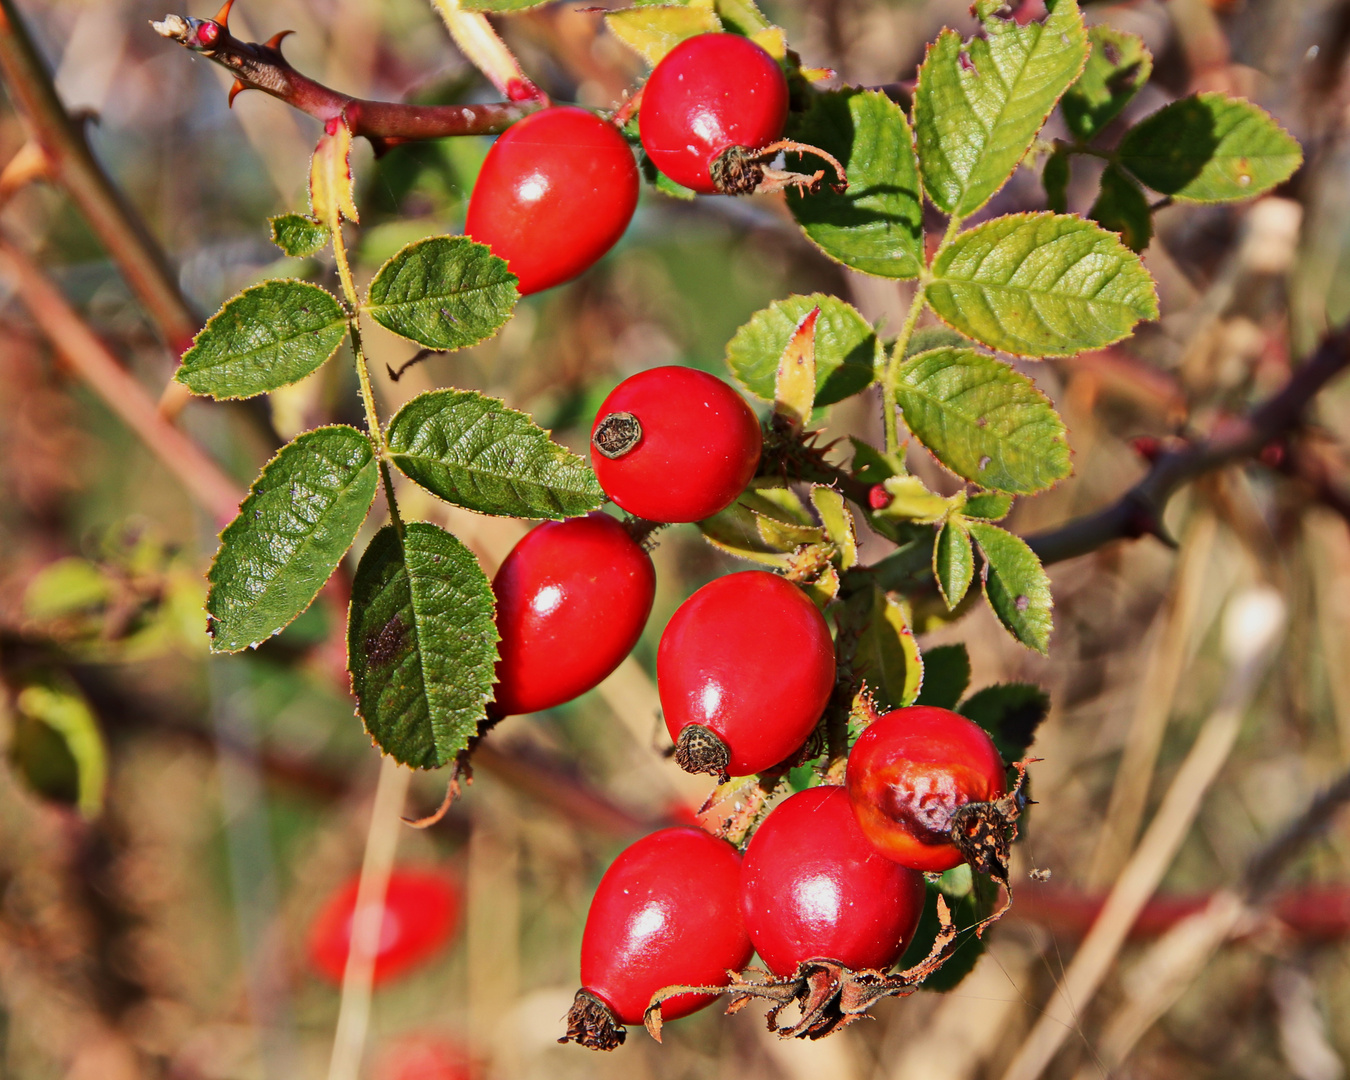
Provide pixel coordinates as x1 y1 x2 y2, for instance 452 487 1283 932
385 390 604 519
934 516 974 609
1091 164 1153 254
1061 26 1152 143
348 523 499 770
892 346 1071 494
714 0 772 34
959 682 1051 763
269 213 330 257
964 491 1013 521
914 0 1088 216
969 521 1053 653
927 212 1159 357
912 643 971 709
176 280 348 399
605 6 721 64
785 89 924 279
207 426 378 653
726 294 879 405
844 586 923 710
1118 93 1303 203
365 236 518 351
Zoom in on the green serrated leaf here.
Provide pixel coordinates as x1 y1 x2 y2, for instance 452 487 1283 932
1118 92 1302 203
846 586 923 710
1091 164 1153 253
893 347 1070 494
969 521 1052 653
756 513 826 549
740 481 813 526
914 0 1088 216
605 6 721 64
774 306 819 429
365 236 518 351
1043 143 1070 212
964 491 1014 520
269 213 330 257
785 89 924 279
1062 26 1152 143
698 501 796 567
877 475 954 523
959 682 1050 763
348 523 499 769
176 280 348 399
934 516 974 609
927 212 1159 357
811 486 857 569
386 390 603 519
13 679 107 818
913 643 971 709
207 426 378 652
727 294 879 405
850 437 899 485
904 326 968 357
715 0 772 34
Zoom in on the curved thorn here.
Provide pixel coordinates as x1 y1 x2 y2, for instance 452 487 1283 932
212 0 235 30
264 29 294 53
227 79 247 107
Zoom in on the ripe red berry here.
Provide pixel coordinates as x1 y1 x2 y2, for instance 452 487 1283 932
639 34 789 195
308 869 461 986
658 571 835 778
493 512 655 716
565 827 752 1049
741 786 926 976
464 107 638 295
846 706 1007 873
590 366 762 523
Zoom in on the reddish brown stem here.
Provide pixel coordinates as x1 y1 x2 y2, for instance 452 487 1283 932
151 13 543 144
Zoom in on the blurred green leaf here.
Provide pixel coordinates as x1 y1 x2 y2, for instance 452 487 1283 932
1062 26 1152 142
893 347 1071 494
927 213 1159 356
208 426 378 653
365 236 518 351
1090 164 1153 253
176 281 347 399
726 294 878 405
786 89 924 279
959 682 1051 763
13 679 107 818
969 522 1053 653
1043 143 1070 212
1118 93 1302 203
914 0 1087 216
386 390 602 519
269 213 330 257
23 558 112 620
348 523 498 769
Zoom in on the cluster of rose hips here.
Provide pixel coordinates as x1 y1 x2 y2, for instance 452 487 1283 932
454 28 1019 1051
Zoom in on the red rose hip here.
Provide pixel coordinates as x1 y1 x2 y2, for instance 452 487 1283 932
493 512 655 716
590 366 761 523
639 33 789 195
465 107 638 295
741 786 926 976
563 827 752 1050
308 869 461 985
847 706 1008 873
659 571 835 777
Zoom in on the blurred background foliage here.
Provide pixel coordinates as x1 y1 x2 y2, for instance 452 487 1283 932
3 0 1350 1078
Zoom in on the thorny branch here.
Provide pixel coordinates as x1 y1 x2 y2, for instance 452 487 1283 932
1025 326 1350 565
151 3 544 149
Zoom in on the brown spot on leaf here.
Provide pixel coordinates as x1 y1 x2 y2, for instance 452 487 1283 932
365 613 407 668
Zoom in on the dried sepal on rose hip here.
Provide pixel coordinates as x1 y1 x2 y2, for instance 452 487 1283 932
658 571 835 779
845 705 1026 883
740 785 926 977
465 107 638 295
560 827 752 1051
590 366 762 524
492 512 655 716
638 33 846 196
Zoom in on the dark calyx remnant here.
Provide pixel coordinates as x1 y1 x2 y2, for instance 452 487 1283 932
674 724 731 783
560 988 627 1052
592 411 642 459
